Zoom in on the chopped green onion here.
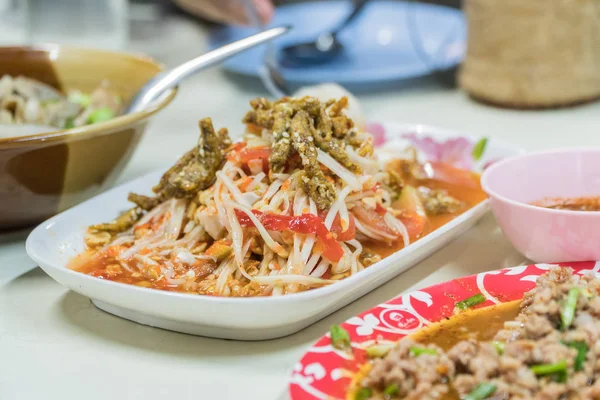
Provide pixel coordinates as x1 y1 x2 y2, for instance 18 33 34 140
472 137 488 161
529 360 567 376
330 324 351 350
355 387 372 400
409 346 438 357
538 359 567 383
565 341 588 371
492 341 505 355
530 357 568 382
68 92 91 107
64 118 75 129
88 107 114 124
365 343 394 358
561 288 580 330
384 383 399 397
551 370 568 383
456 293 486 311
464 382 497 400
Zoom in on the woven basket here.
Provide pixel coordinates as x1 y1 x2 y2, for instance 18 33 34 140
459 0 600 108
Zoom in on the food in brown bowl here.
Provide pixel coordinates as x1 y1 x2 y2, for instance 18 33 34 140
0 75 122 129
0 45 176 229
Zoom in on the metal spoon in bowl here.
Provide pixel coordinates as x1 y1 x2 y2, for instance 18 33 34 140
281 0 368 65
126 25 290 114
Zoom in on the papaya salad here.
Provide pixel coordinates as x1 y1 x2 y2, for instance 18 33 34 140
70 96 486 297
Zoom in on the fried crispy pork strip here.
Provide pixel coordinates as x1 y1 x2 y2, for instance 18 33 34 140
243 96 361 209
153 118 231 200
88 118 231 239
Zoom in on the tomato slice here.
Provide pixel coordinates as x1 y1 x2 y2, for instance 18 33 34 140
237 147 271 163
317 212 356 242
427 161 478 189
374 203 387 216
397 212 426 241
392 185 427 240
226 142 246 155
351 204 399 238
235 209 344 262
236 146 271 173
334 215 356 242
227 145 271 172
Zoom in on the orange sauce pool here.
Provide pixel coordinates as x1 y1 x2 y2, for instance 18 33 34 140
69 250 189 292
532 196 600 211
365 168 487 258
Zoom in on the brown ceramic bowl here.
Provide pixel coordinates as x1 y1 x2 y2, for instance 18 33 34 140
0 45 176 229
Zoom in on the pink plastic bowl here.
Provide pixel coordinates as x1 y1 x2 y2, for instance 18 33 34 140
481 148 600 263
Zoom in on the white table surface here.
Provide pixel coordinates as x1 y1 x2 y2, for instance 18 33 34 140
2 13 600 400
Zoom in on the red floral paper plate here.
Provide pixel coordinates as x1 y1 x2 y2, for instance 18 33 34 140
288 261 600 400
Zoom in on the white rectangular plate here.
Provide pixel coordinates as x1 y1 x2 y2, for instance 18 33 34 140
26 123 523 340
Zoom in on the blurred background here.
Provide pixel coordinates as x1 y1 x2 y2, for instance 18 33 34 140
1 0 599 187
2 0 599 135
0 0 460 52
0 0 469 171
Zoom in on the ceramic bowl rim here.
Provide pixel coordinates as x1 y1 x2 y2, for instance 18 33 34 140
0 44 177 148
481 147 600 216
